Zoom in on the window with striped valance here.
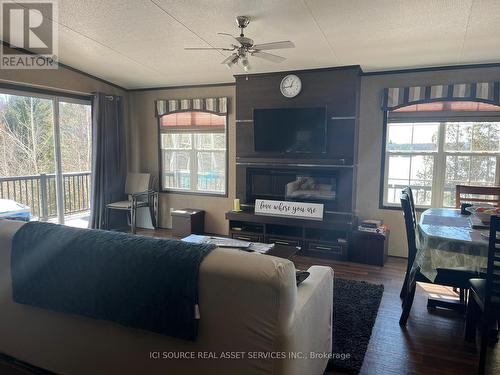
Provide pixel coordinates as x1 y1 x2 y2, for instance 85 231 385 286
382 82 500 110
155 97 228 116
380 80 500 210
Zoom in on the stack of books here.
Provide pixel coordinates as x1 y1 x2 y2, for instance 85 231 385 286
358 220 387 235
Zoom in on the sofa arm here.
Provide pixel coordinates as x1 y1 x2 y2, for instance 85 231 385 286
279 266 334 375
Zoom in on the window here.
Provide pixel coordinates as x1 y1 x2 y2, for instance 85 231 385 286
383 113 500 208
159 111 227 195
0 88 92 223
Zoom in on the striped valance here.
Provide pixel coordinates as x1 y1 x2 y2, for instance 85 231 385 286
155 97 228 117
382 82 500 110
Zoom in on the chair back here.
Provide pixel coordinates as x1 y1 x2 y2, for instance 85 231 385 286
401 189 418 272
125 173 151 195
455 185 500 208
486 215 500 309
402 186 417 229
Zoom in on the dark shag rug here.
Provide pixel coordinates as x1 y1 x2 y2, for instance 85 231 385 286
327 278 384 374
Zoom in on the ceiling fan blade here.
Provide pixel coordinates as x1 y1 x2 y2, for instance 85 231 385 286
252 41 295 51
185 47 234 51
218 32 254 47
251 51 286 63
221 54 238 65
218 32 241 44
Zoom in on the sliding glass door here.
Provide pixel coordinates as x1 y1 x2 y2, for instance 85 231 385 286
58 99 92 225
0 89 92 224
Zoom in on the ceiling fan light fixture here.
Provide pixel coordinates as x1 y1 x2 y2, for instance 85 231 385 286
225 54 239 69
241 57 250 71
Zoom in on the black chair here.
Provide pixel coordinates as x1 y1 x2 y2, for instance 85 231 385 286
399 187 470 301
399 186 417 300
464 215 500 375
399 187 481 325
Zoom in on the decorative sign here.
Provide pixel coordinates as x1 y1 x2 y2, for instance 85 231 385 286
255 199 324 220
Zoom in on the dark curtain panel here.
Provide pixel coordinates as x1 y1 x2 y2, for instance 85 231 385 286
89 93 126 229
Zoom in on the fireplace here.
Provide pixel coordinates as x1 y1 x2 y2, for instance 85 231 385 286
246 168 337 211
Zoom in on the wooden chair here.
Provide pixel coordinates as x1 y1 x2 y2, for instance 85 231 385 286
105 173 158 234
464 215 500 375
455 185 500 208
399 187 480 325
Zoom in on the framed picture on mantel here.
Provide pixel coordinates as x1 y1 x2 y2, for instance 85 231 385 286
254 199 324 220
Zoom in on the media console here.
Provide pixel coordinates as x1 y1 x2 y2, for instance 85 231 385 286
226 210 356 260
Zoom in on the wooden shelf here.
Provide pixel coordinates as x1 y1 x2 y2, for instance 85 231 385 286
330 116 357 120
237 116 357 124
236 160 355 168
226 211 355 231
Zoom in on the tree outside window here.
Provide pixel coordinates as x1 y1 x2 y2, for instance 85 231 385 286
159 111 227 195
383 113 500 208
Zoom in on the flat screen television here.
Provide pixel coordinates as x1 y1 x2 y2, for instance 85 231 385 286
253 107 327 154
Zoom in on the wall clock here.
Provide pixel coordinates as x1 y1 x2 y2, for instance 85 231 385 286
280 74 302 98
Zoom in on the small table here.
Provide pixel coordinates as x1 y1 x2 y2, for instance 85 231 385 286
350 230 389 266
171 209 205 238
416 208 488 282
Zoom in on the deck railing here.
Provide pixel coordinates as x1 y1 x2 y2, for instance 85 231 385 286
163 171 225 193
0 171 91 220
386 183 459 207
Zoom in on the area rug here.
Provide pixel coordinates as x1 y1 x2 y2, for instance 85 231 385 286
327 278 384 374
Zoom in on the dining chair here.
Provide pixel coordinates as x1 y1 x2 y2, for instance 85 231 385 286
455 185 500 208
406 186 418 228
399 186 417 299
464 215 500 375
105 172 158 234
399 187 480 325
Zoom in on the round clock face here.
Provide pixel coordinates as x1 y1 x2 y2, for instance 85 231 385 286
280 74 302 98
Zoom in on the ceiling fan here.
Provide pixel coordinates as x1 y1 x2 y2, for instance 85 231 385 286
184 16 295 71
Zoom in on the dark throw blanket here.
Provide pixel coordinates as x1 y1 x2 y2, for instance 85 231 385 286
11 222 215 341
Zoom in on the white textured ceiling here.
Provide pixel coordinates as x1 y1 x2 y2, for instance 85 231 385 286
7 0 500 89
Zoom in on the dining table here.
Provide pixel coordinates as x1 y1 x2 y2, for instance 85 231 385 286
415 208 489 283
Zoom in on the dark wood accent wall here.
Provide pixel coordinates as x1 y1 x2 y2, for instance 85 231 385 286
235 65 361 163
234 66 362 214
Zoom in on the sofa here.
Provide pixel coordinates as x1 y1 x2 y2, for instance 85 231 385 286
0 219 334 375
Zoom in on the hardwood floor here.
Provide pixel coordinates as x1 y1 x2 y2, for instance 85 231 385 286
292 255 500 375
1 228 498 374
